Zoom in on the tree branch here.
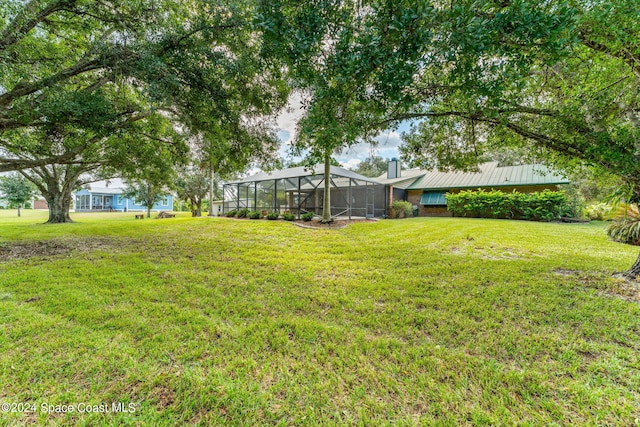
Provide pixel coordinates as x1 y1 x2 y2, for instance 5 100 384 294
0 0 73 52
579 33 640 80
0 56 103 109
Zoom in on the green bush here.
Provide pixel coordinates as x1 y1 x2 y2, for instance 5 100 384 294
301 212 314 222
390 200 413 219
584 202 614 221
236 208 250 218
607 204 640 245
266 212 279 220
445 189 572 221
248 211 261 219
225 210 237 217
282 213 296 221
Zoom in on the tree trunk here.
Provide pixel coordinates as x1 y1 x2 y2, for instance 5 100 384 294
147 206 151 218
20 163 87 224
17 205 21 217
44 188 73 223
625 251 640 278
321 152 332 223
208 165 215 216
196 200 202 217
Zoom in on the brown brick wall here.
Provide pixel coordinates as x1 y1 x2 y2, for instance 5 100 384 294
406 191 451 217
33 199 48 209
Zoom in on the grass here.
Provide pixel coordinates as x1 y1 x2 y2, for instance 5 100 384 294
0 209 639 426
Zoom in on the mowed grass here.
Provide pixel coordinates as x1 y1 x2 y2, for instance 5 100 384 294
0 209 639 426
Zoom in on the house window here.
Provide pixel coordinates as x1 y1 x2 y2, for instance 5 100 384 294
162 197 169 206
76 195 90 210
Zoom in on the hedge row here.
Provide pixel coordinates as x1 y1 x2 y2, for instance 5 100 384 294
445 189 572 221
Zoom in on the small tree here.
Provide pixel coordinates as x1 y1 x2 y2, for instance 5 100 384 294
175 165 209 217
0 174 35 217
352 156 388 178
122 180 169 219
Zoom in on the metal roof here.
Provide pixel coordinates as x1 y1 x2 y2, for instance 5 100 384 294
227 165 380 185
78 179 126 195
407 162 568 190
374 168 427 188
82 187 123 195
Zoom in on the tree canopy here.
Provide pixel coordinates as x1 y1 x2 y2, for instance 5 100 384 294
261 0 640 274
122 177 171 219
351 156 388 178
0 173 35 216
1 0 289 221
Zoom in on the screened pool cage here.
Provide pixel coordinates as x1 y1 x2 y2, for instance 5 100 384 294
223 166 387 219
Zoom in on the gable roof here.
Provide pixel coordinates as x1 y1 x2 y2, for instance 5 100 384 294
374 168 427 188
407 162 568 190
227 165 380 184
80 187 123 195
79 179 125 195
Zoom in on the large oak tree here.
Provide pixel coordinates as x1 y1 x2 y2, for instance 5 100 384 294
1 0 287 221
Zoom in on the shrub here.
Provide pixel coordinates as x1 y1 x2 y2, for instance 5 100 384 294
445 189 572 221
390 200 413 219
584 202 614 221
301 212 314 221
282 213 296 221
266 212 279 220
607 204 640 245
236 208 250 218
248 211 261 219
225 210 237 217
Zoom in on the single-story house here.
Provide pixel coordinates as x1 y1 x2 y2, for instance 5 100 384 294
74 179 173 212
378 161 569 217
222 161 569 219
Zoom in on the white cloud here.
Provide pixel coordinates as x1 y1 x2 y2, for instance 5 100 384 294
276 92 307 143
341 158 362 169
336 130 403 168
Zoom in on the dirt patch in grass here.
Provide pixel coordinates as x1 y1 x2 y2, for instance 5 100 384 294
554 268 640 303
0 238 119 262
606 275 640 303
152 385 175 409
293 218 377 229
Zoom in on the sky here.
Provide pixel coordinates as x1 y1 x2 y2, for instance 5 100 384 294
274 93 410 171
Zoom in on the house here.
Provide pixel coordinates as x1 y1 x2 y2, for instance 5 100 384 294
378 161 569 217
33 198 48 209
222 161 569 219
74 179 173 212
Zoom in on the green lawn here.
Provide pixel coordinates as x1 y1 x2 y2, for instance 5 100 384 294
0 210 639 426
